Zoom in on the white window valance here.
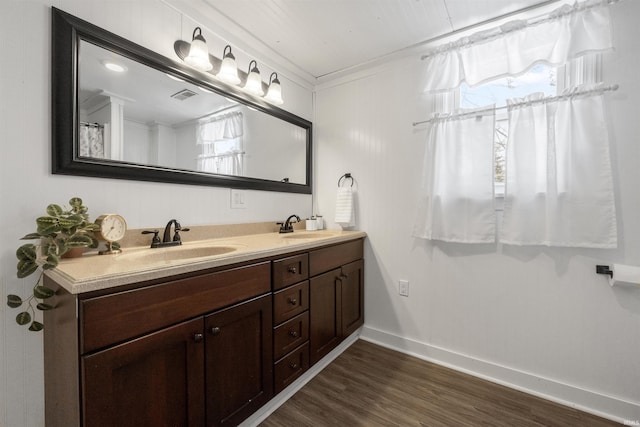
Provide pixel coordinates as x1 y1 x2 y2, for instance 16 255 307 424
421 0 614 93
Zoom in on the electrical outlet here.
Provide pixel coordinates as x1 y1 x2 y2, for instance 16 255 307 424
399 280 409 297
230 189 246 209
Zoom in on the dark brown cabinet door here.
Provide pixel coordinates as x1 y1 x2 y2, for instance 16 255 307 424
205 294 273 427
340 259 364 337
309 268 342 365
81 317 205 427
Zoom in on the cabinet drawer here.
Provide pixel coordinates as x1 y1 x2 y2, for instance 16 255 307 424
80 262 270 353
274 342 309 394
274 311 309 360
309 239 363 277
273 281 309 325
273 253 308 290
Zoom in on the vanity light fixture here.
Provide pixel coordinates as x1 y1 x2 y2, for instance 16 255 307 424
184 27 213 71
243 60 264 96
264 72 284 105
217 45 241 85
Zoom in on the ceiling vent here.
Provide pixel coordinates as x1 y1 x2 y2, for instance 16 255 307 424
171 89 197 101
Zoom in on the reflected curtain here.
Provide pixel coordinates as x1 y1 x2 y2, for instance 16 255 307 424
197 111 244 175
500 86 617 247
412 110 496 243
79 124 105 158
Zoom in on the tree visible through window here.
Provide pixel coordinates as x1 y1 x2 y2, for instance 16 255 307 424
459 64 557 188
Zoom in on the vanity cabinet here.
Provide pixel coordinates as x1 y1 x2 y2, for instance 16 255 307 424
44 236 364 427
309 240 364 365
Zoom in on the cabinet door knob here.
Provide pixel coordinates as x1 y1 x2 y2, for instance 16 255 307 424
288 266 297 274
340 273 349 280
288 298 297 305
289 363 298 370
289 330 299 338
193 333 204 343
210 326 221 336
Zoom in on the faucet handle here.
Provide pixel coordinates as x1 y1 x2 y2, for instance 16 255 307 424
173 227 190 242
142 230 161 246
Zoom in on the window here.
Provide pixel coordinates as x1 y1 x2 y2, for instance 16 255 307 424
458 64 558 195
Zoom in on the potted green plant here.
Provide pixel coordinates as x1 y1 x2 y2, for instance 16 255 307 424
6 197 99 331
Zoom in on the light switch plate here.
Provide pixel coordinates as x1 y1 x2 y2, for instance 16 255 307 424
230 189 246 209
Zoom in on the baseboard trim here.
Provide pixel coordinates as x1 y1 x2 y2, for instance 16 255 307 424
240 330 361 427
360 325 639 424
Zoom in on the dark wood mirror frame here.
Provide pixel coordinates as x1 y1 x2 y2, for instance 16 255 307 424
51 7 312 194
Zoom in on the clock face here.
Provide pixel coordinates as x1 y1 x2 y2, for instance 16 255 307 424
96 214 127 243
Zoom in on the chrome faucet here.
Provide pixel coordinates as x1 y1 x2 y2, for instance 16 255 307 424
142 219 190 248
278 214 300 234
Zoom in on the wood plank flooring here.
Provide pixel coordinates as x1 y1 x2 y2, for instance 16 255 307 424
260 339 619 427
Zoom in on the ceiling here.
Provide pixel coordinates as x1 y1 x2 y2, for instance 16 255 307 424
166 0 561 84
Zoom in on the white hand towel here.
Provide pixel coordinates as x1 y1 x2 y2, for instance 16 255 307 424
335 187 355 227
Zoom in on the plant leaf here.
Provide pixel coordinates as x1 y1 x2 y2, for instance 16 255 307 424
16 312 31 325
43 254 59 270
36 303 54 311
36 216 60 235
17 259 38 278
65 234 93 247
46 204 64 217
16 244 37 261
21 233 42 240
111 242 121 250
7 294 22 308
29 321 44 331
69 197 83 208
34 286 55 299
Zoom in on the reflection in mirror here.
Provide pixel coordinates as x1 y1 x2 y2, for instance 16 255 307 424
78 41 307 184
52 7 311 193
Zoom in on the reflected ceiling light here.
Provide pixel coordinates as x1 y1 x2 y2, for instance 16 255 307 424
264 72 283 105
102 60 127 73
217 45 241 85
243 60 264 96
184 27 213 71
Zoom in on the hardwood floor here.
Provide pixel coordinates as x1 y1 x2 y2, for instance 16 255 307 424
260 340 619 427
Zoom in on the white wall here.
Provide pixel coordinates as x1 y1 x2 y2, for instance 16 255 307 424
0 1 312 426
315 1 640 422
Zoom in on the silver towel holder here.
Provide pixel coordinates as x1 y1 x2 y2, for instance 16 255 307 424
338 173 354 187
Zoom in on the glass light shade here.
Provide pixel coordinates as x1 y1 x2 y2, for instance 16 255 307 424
184 30 212 71
218 56 241 85
243 60 264 96
265 74 284 105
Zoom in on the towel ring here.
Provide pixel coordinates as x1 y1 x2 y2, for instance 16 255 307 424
338 173 354 187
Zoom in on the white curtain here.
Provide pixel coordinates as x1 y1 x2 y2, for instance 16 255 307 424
421 0 613 93
412 110 496 243
197 111 244 175
500 86 617 248
79 124 105 158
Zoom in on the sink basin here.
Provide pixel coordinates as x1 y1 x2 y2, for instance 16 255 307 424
123 246 237 263
281 232 337 239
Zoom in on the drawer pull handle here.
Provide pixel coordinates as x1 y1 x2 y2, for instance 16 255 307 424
289 330 299 338
288 266 297 274
288 298 297 305
290 363 298 370
210 326 221 336
194 333 204 343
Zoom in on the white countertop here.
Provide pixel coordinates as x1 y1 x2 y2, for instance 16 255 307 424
45 228 366 294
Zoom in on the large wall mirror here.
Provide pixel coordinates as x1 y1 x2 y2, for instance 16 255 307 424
52 8 312 194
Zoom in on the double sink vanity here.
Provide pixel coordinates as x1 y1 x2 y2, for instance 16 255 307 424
43 222 365 426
